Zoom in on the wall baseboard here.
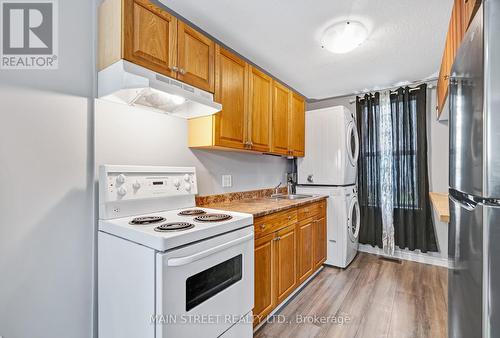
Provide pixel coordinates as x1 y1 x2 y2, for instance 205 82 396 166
358 244 450 268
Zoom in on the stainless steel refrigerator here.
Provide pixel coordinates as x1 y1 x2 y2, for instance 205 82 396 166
449 1 500 337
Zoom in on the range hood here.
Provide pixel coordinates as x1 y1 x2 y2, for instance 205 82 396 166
98 60 222 119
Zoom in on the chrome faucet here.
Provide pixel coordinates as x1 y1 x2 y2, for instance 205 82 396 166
287 173 295 195
273 181 282 196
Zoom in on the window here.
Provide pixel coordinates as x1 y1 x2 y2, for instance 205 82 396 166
358 91 421 210
390 94 420 209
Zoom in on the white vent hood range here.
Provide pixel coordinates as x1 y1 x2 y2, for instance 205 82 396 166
98 60 222 118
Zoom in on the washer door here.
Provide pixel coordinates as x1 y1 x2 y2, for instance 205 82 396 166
348 197 360 242
346 121 359 167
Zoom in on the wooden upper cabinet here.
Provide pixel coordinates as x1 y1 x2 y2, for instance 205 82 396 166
463 0 481 29
177 21 215 92
213 46 249 149
101 0 216 91
275 224 297 303
248 66 273 152
123 0 178 78
436 0 481 117
271 81 291 156
289 93 305 157
100 0 306 155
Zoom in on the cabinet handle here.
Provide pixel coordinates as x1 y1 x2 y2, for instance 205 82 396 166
288 216 292 220
170 66 179 72
260 224 266 230
179 68 186 75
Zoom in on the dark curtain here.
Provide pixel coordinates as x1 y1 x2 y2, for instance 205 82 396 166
356 85 437 252
391 85 437 252
356 93 383 248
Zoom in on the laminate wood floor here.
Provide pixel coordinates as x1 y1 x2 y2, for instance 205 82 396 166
254 253 448 338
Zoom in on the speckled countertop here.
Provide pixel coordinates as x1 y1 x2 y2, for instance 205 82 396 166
197 191 328 218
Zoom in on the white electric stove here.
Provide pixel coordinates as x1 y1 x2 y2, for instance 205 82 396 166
98 165 254 338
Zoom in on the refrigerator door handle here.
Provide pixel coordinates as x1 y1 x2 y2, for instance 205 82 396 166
449 190 478 211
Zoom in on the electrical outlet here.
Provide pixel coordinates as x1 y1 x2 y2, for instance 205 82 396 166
221 175 232 188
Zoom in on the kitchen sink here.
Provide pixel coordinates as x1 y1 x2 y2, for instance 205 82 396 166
269 194 313 200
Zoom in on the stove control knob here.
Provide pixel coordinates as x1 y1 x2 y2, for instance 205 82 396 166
116 174 126 184
117 186 127 197
185 183 191 191
133 181 141 190
173 178 181 188
184 174 190 182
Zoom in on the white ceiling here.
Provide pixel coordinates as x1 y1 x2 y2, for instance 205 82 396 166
160 0 454 99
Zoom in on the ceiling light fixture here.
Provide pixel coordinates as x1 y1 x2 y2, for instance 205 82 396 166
321 21 368 54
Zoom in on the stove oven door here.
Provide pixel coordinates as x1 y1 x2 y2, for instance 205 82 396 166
156 226 254 338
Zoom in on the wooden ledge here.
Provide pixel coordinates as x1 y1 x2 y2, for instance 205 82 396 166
429 192 450 223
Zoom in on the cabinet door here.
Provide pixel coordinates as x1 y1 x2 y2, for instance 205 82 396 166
123 0 177 77
297 219 314 283
313 217 327 269
254 233 275 325
271 81 291 156
289 92 305 157
248 67 272 152
275 224 297 303
177 21 215 92
463 0 481 29
213 46 249 149
437 0 470 117
437 18 454 115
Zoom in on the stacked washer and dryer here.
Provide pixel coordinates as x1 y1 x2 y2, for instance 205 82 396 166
297 106 360 268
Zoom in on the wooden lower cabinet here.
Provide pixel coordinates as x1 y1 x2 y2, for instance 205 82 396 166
297 219 314 284
275 224 297 303
313 217 327 269
253 201 327 327
254 233 275 323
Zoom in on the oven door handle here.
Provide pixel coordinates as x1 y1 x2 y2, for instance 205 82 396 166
167 233 254 267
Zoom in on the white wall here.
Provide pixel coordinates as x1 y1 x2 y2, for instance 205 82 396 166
0 1 95 338
427 89 450 260
95 99 288 196
307 86 450 262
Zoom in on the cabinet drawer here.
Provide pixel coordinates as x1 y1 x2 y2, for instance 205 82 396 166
298 200 327 221
317 199 326 217
298 201 324 221
254 208 298 239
